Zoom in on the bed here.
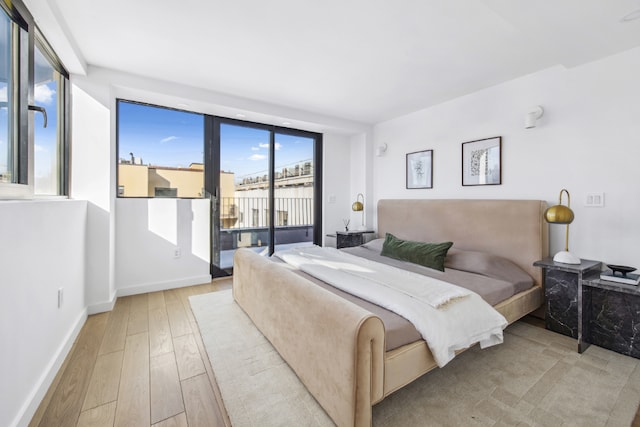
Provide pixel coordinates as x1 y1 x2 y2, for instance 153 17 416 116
232 199 548 427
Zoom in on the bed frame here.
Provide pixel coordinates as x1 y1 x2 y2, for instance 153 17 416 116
233 199 548 427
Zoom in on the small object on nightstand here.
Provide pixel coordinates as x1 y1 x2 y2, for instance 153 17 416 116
343 219 350 232
600 265 640 285
606 264 636 277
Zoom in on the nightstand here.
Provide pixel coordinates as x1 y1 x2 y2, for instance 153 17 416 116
533 258 602 353
582 277 640 359
335 230 375 249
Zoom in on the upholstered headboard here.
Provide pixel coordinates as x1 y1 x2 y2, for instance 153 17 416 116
377 199 548 286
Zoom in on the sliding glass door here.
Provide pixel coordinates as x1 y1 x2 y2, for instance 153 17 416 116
273 130 318 251
207 118 322 275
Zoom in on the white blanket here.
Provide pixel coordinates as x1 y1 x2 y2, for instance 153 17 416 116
274 246 508 367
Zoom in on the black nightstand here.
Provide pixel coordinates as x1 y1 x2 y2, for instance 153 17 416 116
533 258 601 353
335 230 375 249
582 277 640 359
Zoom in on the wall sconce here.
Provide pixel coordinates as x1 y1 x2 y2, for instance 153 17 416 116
376 143 388 157
544 189 580 264
525 106 544 129
352 193 364 229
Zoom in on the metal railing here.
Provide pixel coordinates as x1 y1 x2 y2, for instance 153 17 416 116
220 197 313 229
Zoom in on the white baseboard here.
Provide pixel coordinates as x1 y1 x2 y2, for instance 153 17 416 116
86 275 213 314
14 309 88 427
116 275 213 298
87 294 117 315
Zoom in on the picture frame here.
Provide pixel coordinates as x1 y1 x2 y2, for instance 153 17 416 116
406 149 433 189
462 136 501 186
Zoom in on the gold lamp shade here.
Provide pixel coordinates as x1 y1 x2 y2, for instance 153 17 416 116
544 189 580 264
544 204 574 224
352 193 364 228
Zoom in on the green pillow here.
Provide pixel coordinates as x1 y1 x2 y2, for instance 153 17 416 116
380 233 453 272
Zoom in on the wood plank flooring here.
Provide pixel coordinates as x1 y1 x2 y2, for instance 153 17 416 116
30 278 640 427
29 279 232 427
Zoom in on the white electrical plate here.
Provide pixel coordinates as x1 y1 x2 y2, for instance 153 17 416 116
585 192 605 207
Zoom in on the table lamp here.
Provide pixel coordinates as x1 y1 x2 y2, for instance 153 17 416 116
352 193 364 229
544 189 580 264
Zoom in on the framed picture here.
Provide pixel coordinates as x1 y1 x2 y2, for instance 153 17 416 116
462 136 501 186
406 149 433 189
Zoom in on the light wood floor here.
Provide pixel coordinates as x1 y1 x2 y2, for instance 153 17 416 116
30 279 640 427
30 279 232 427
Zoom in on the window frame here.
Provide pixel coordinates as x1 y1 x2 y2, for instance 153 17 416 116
0 0 69 199
116 98 207 199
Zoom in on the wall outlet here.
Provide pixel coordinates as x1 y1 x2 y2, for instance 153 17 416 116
328 194 336 204
585 192 605 207
174 247 181 258
58 288 64 308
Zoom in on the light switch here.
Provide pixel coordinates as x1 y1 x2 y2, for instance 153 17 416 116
585 192 604 207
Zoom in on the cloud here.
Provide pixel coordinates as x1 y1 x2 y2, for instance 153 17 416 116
249 154 267 161
251 146 260 151
35 84 56 104
161 136 179 143
0 87 6 103
35 144 46 153
258 142 282 150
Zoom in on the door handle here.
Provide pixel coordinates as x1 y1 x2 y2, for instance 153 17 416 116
29 105 48 128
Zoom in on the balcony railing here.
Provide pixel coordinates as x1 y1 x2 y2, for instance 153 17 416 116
220 196 313 229
218 197 314 257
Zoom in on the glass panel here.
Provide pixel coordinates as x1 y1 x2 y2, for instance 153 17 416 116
117 100 204 198
218 123 271 270
0 10 13 183
273 132 315 252
33 43 60 194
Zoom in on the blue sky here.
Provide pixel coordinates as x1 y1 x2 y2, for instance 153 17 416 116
118 101 314 180
33 80 59 178
118 101 204 168
220 124 314 181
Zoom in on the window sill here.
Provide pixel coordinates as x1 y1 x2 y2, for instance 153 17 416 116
0 195 70 204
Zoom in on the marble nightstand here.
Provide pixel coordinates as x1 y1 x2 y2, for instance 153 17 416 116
334 230 375 249
533 258 602 353
582 277 640 359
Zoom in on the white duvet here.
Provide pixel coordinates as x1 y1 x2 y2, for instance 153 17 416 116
274 246 508 367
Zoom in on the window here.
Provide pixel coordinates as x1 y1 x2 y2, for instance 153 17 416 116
0 6 23 185
0 0 69 197
117 100 205 198
34 40 66 195
276 210 288 226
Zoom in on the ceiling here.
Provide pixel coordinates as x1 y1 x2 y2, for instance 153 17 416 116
27 0 640 124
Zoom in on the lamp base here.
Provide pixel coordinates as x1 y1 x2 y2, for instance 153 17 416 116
553 251 581 265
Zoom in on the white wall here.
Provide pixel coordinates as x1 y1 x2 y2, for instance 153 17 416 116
372 47 640 268
0 200 87 427
70 78 116 312
323 133 352 244
115 198 211 295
